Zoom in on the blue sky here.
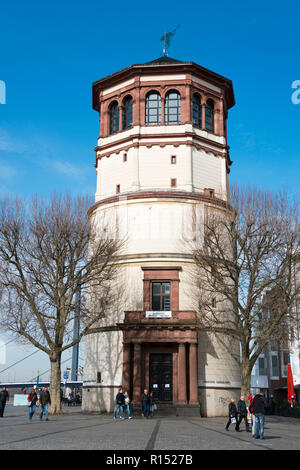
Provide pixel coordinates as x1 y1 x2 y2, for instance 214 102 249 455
0 0 299 382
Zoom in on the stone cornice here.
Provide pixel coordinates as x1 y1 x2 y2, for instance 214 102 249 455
94 131 229 165
88 190 233 218
95 130 227 152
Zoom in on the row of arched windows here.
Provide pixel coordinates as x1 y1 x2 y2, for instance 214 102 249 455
145 90 182 126
108 91 215 134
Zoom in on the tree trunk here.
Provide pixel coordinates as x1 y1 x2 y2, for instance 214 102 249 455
49 353 63 414
240 359 252 399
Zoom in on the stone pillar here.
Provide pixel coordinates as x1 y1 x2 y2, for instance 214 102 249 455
95 157 101 201
161 93 165 125
132 342 142 403
185 144 193 192
143 280 151 311
133 79 140 126
122 342 131 394
131 145 140 190
216 98 224 136
102 104 109 137
119 104 123 132
99 91 104 137
184 83 191 124
201 96 206 130
189 343 199 404
177 343 187 404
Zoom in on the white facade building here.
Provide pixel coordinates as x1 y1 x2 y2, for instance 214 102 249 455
83 56 241 417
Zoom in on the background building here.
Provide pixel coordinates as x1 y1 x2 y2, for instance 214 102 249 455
251 258 300 403
83 56 241 417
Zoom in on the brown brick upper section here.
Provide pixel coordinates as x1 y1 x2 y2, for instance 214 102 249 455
92 57 235 140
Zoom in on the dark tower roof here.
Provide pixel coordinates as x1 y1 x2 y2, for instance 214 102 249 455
144 56 183 65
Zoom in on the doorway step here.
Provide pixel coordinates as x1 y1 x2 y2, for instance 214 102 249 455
131 403 201 417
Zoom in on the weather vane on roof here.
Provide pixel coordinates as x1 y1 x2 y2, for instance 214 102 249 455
161 25 180 56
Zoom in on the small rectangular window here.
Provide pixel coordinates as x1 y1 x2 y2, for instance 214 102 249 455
258 357 265 376
116 184 120 193
204 188 215 198
171 178 177 188
123 153 127 162
152 282 170 311
171 155 176 164
271 354 279 377
97 372 101 383
281 352 290 377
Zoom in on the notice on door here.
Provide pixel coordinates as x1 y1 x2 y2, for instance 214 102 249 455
146 311 172 318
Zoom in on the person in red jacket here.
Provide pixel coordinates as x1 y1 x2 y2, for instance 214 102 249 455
27 388 38 421
248 394 255 435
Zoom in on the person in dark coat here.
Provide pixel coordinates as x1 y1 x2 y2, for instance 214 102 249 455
27 388 38 421
148 392 156 418
251 389 266 439
0 386 9 417
113 388 125 420
39 387 51 421
237 395 250 432
225 398 239 431
141 389 149 418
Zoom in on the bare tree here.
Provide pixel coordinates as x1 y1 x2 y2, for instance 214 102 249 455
0 193 124 413
192 185 300 396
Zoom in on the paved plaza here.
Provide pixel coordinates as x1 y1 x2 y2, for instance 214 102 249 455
0 405 299 451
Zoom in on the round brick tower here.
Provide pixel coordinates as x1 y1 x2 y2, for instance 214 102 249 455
83 56 241 417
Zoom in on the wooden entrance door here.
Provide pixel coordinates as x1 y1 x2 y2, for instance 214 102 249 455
149 353 173 402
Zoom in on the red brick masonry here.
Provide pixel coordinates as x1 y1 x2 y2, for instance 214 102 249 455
118 310 199 406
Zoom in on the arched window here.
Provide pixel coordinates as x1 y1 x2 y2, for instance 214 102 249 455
145 91 161 125
109 101 119 134
205 99 214 132
164 90 181 124
192 93 202 128
122 96 133 130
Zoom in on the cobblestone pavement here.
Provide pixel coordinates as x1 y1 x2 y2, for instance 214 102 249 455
0 405 299 451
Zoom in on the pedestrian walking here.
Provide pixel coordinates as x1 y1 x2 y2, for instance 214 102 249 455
148 392 156 418
247 394 255 435
27 388 38 421
225 398 239 431
113 388 125 420
0 386 9 418
237 395 250 432
251 389 266 440
67 391 74 406
141 389 149 418
39 387 51 421
123 390 132 419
